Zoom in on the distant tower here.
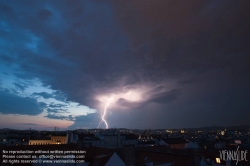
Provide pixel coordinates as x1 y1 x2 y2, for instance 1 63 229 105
29 127 31 142
55 127 59 131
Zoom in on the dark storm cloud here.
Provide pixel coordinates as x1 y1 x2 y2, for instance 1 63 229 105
68 113 100 129
13 83 28 91
37 9 52 20
52 91 67 101
0 0 130 108
33 92 53 99
46 104 68 114
0 90 44 115
45 101 69 114
165 88 250 128
1 0 250 128
48 103 67 109
0 2 11 14
116 89 181 109
148 89 181 104
143 86 166 96
46 109 62 113
109 0 250 78
45 114 68 120
106 0 250 127
116 98 143 109
0 54 14 64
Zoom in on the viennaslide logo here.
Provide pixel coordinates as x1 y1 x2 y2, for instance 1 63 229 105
219 146 248 165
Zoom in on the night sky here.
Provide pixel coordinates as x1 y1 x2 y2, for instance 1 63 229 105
0 0 249 130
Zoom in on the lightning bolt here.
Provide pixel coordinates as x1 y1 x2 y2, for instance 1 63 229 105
98 96 113 129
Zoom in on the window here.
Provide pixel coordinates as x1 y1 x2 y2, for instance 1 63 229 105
216 158 221 163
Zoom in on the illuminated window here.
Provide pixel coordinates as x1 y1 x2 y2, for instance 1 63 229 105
216 158 221 163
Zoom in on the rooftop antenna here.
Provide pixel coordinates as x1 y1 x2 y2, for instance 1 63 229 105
55 127 59 132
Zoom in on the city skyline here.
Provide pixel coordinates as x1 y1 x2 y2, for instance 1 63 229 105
0 0 249 130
